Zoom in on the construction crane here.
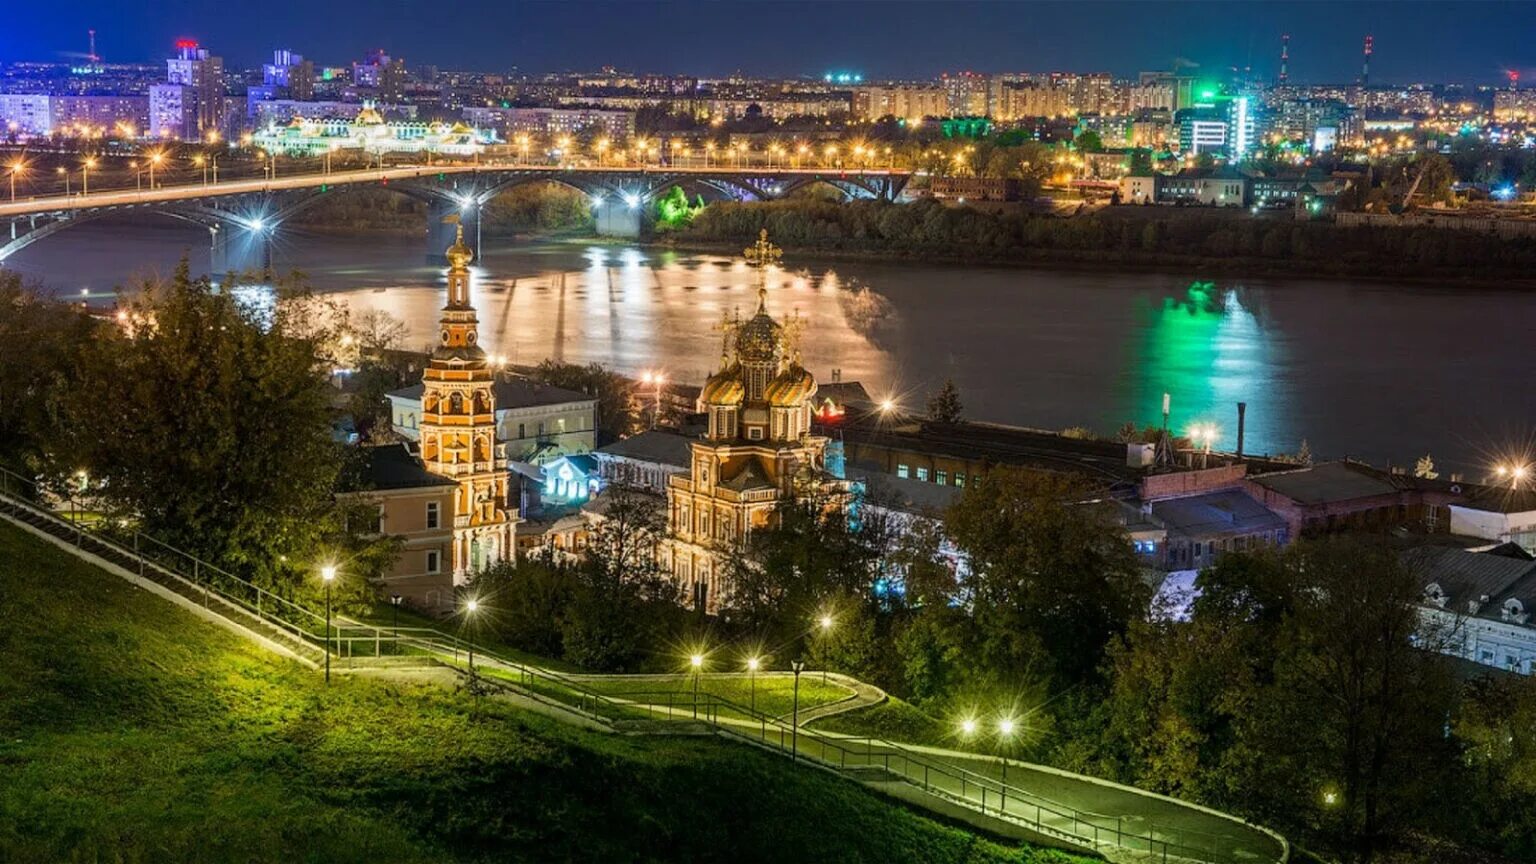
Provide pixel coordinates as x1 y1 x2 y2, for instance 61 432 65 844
1390 159 1430 214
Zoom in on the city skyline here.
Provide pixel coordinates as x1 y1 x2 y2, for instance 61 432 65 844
3 0 1534 85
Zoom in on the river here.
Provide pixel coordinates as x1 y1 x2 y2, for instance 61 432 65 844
5 219 1532 477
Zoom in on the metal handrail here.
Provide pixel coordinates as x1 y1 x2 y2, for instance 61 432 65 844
0 465 1275 864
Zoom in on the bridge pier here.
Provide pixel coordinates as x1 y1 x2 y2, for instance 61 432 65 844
209 223 271 279
593 197 649 239
426 199 480 264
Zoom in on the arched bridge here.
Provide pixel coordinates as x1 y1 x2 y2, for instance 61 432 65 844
0 163 910 272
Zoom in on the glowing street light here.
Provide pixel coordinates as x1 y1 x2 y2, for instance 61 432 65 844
464 598 480 674
746 656 761 713
790 658 806 761
959 717 977 738
56 165 69 196
690 652 705 719
6 159 26 202
1495 462 1529 491
641 370 667 428
320 565 337 684
996 716 1017 803
148 151 165 190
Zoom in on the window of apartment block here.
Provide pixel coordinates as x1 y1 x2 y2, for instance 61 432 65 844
425 501 440 529
954 474 965 488
936 470 948 485
916 467 929 482
517 423 525 439
897 464 910 479
425 549 440 574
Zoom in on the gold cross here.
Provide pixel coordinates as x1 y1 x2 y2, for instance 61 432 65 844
743 228 781 268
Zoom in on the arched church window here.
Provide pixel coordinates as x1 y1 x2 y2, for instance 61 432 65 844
450 392 464 414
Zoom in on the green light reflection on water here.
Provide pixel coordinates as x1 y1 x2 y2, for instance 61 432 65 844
1129 282 1280 454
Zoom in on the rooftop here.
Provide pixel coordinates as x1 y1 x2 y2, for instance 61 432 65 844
1151 489 1286 540
596 429 693 469
339 443 456 492
850 467 961 516
1249 461 1398 505
388 374 594 410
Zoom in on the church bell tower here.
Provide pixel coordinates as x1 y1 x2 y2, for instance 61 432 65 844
417 221 514 579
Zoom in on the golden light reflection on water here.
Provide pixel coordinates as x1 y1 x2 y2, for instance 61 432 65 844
330 246 900 389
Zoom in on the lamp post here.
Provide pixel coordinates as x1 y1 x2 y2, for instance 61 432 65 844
148 152 164 190
641 371 666 428
129 160 141 192
997 717 1016 812
464 599 478 674
790 659 806 761
689 653 704 719
746 656 760 713
390 593 403 653
321 565 336 683
7 159 24 201
194 154 207 185
56 166 69 196
817 614 833 684
81 157 95 196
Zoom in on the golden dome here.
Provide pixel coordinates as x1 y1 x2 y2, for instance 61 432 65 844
445 224 474 270
354 105 385 126
700 364 745 406
765 363 816 408
737 288 782 364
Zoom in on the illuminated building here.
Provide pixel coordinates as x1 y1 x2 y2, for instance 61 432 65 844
262 49 315 101
941 71 991 116
388 376 596 464
1494 90 1536 122
150 40 223 139
851 84 947 121
663 231 847 610
416 223 516 577
462 105 634 140
250 103 494 156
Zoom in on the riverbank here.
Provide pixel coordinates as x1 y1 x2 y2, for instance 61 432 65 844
665 198 1536 290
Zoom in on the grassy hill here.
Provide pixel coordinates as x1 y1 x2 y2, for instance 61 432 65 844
0 521 1084 864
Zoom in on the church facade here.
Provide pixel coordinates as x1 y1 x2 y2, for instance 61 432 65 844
663 232 846 610
417 222 516 577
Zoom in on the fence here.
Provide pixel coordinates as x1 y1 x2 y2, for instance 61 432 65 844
0 465 1281 864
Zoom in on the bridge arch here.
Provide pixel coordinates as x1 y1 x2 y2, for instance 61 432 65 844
1 204 225 264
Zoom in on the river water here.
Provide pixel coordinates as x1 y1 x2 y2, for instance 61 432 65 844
6 219 1532 476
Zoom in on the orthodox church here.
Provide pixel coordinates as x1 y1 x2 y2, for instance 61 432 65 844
663 231 848 610
344 223 515 610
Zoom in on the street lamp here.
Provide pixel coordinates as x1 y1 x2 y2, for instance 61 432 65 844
690 652 704 719
6 159 25 202
790 658 806 761
996 716 1016 808
817 614 833 684
746 656 761 713
464 598 479 674
148 151 165 190
641 370 666 428
320 565 336 684
56 165 69 195
194 154 207 185
390 593 403 652
81 157 96 196
1496 463 1529 491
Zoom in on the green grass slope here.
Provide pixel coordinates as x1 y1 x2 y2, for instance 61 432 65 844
0 522 1085 864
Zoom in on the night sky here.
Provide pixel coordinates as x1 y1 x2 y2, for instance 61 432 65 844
3 0 1532 84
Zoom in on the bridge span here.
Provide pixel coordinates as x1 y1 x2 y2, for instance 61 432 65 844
0 162 910 272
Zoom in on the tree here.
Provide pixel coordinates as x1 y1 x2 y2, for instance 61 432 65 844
1073 129 1104 153
561 485 681 670
946 467 1148 687
45 261 358 587
926 378 963 424
468 554 573 657
1295 438 1313 465
0 272 94 477
529 360 637 444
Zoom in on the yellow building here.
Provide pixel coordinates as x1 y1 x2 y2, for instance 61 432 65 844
416 223 516 578
664 232 846 610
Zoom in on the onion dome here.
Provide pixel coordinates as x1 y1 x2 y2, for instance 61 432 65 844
354 104 385 126
445 224 474 270
700 364 745 406
736 288 782 363
765 362 816 408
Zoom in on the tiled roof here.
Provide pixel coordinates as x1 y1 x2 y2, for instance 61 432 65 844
1152 489 1286 539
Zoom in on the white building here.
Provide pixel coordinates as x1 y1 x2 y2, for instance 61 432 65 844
1449 493 1536 553
462 106 635 141
388 375 596 465
1405 545 1536 675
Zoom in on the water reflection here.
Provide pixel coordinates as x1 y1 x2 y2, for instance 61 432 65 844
11 221 1536 473
1133 283 1287 456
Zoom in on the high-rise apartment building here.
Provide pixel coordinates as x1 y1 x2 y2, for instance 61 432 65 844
152 40 223 139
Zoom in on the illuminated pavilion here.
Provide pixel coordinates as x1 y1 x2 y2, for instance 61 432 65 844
250 102 495 157
663 231 848 610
